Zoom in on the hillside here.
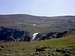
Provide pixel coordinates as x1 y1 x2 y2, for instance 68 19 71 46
0 33 75 56
0 14 75 34
0 14 75 56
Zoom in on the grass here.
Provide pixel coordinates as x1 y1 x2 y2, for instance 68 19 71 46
0 33 75 56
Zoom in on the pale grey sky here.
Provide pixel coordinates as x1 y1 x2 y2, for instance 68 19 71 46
0 0 75 16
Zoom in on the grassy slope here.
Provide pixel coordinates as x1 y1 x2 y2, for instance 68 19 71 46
0 34 75 56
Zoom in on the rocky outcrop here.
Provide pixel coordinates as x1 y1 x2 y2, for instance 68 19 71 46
0 26 69 42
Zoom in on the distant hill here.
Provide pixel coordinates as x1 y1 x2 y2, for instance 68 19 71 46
0 14 75 34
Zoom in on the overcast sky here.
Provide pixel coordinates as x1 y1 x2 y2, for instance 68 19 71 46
0 0 75 16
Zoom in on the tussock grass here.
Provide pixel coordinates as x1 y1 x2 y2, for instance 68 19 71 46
0 34 75 56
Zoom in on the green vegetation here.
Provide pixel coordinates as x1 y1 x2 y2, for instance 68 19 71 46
0 34 75 56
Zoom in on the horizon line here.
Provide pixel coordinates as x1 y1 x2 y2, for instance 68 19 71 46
0 13 75 17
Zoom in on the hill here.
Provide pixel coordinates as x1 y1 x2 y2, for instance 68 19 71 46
0 14 75 56
0 14 75 34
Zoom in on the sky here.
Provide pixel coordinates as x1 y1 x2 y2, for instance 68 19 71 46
0 0 75 16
